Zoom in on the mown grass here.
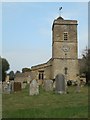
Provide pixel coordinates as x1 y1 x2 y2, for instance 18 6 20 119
2 85 88 118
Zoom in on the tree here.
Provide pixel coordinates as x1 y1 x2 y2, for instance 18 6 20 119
15 70 21 77
0 57 10 82
80 48 90 84
9 71 14 80
86 49 90 84
2 58 10 72
22 68 31 73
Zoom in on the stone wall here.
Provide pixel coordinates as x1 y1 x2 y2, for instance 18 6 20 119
52 59 79 80
31 59 52 80
14 72 32 83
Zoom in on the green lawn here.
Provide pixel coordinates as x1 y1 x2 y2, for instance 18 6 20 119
2 85 88 118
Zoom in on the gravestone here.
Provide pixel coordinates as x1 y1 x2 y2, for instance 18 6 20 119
43 80 53 91
10 81 14 92
55 73 66 94
14 82 21 92
2 82 12 94
2 82 7 93
29 79 39 95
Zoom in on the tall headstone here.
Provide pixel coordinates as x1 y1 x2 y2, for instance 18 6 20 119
43 80 53 91
55 73 66 94
14 82 21 92
29 79 39 95
10 81 14 92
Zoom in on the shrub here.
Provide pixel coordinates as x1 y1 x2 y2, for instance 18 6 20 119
67 80 72 86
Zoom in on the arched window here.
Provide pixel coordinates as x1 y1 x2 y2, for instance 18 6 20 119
38 71 44 80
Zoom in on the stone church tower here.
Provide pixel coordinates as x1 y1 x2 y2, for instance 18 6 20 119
31 15 79 82
52 16 79 80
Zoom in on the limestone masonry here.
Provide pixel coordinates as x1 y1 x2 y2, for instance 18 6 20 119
31 16 79 83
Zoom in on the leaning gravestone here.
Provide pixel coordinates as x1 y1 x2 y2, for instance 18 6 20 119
55 73 66 94
43 80 53 91
29 79 39 95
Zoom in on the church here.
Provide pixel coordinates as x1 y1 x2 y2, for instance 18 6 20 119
30 15 79 84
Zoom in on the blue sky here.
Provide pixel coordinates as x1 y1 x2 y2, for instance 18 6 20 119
2 2 88 72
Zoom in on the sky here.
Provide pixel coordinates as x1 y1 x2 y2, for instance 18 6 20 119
1 2 88 72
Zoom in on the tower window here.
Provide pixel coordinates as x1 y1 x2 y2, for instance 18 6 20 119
64 32 68 41
64 67 68 75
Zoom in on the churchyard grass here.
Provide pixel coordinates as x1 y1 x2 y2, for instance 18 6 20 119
2 85 88 118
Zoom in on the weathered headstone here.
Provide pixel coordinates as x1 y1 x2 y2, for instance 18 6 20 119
10 81 14 92
55 73 66 94
43 80 53 91
2 82 12 94
76 74 81 93
14 82 21 92
29 79 39 95
2 82 7 93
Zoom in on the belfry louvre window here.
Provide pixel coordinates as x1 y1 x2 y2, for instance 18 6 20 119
64 32 68 40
